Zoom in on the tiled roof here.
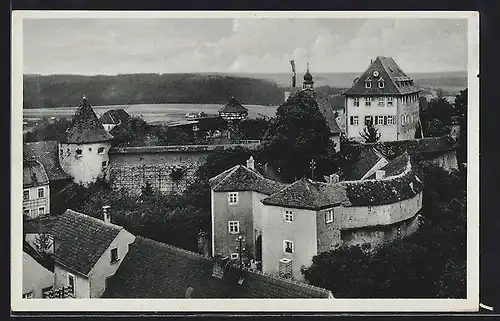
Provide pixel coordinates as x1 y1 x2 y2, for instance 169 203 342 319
315 92 342 135
342 56 420 96
342 153 423 206
210 165 288 196
100 109 131 125
23 241 54 272
218 97 249 114
262 178 351 211
343 147 388 181
102 236 332 298
63 98 114 144
23 159 49 188
23 141 72 182
50 209 122 276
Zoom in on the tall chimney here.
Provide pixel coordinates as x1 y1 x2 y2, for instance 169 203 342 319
375 170 386 180
102 205 111 224
246 156 255 170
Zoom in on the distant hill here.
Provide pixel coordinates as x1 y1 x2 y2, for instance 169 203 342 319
23 71 467 109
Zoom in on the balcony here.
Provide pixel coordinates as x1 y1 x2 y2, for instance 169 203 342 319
23 197 48 208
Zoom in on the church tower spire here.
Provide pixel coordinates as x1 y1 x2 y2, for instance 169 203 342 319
302 63 314 91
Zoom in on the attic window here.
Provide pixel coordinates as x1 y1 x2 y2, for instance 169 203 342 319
378 80 385 89
365 81 372 89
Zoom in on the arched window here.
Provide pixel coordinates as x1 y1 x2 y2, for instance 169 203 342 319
365 81 372 89
98 147 105 155
378 80 385 88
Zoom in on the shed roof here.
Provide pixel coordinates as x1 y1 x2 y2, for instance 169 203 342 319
50 209 122 276
102 236 332 298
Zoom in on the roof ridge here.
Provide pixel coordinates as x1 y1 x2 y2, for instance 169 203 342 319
64 209 123 231
209 165 239 186
342 154 412 184
137 236 208 260
212 165 243 190
376 57 402 95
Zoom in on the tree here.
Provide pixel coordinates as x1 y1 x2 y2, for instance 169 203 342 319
419 91 454 137
24 118 72 143
110 116 150 147
34 233 53 253
261 91 339 182
232 117 271 141
151 125 192 146
454 89 467 166
360 121 381 143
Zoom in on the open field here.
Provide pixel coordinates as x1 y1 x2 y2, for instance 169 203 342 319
22 103 278 124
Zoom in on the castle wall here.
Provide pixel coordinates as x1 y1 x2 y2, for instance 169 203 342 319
396 94 420 141
59 142 111 186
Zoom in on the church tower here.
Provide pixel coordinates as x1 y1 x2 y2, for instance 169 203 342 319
302 63 314 91
58 96 114 186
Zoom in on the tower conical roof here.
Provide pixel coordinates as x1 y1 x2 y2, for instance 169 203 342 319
218 96 249 114
62 97 114 144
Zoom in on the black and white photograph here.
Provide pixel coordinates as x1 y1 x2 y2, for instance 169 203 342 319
12 11 479 312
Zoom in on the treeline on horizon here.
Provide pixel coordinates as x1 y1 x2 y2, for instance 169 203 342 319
23 73 346 109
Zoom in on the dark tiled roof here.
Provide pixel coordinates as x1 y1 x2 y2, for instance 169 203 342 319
218 97 249 114
343 147 388 181
63 98 114 144
210 165 288 196
262 178 351 211
23 159 49 188
23 141 72 181
23 241 54 272
102 236 332 298
50 209 122 276
342 56 420 96
315 92 342 135
100 109 131 125
342 153 424 206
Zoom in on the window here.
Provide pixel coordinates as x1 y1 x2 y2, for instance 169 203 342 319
353 97 360 107
284 210 293 222
376 116 385 125
350 116 359 126
402 115 407 124
365 97 372 106
38 207 45 216
230 253 239 260
228 221 240 234
325 210 334 224
387 116 395 125
228 192 238 205
364 115 373 126
365 81 371 89
68 273 75 294
377 97 384 107
23 209 29 216
23 190 29 201
110 248 119 263
387 97 394 106
378 80 385 88
102 161 107 168
60 149 63 156
38 188 44 198
98 147 105 155
22 291 33 299
284 240 294 254
75 149 83 157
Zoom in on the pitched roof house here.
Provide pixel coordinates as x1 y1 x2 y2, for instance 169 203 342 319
23 159 51 219
23 244 54 299
50 209 135 298
99 109 131 132
23 141 71 182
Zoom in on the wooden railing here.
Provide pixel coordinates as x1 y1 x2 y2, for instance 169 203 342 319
42 285 74 298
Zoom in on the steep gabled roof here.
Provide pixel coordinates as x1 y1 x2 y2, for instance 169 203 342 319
343 147 388 181
62 98 113 144
100 109 131 125
23 141 72 181
218 97 249 114
102 236 332 298
342 56 420 96
23 159 49 188
210 165 288 196
262 178 351 211
50 209 122 276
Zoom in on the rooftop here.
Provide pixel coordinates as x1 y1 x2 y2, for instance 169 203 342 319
315 92 342 135
63 97 114 144
342 147 388 181
102 236 332 298
99 109 131 125
50 209 122 276
23 141 71 182
110 143 261 155
210 165 288 195
218 97 249 115
342 56 420 96
23 159 49 188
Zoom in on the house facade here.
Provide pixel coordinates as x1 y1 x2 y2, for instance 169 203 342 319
51 208 135 298
23 244 54 298
23 159 50 219
342 56 421 142
99 109 131 132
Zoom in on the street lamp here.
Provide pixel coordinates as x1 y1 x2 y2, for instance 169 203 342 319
238 235 244 268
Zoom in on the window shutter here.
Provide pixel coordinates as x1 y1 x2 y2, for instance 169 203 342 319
384 116 387 125
350 116 354 125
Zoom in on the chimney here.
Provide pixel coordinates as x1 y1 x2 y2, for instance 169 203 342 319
329 174 340 184
102 205 111 224
197 230 210 258
375 170 386 179
212 255 229 279
246 156 255 170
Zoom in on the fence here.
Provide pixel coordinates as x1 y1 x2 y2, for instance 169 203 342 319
42 285 74 298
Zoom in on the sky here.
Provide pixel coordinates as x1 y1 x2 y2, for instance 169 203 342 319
23 17 468 75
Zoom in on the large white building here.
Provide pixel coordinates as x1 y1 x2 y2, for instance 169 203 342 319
342 56 421 142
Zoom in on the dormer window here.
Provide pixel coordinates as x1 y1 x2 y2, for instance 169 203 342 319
365 81 372 89
378 80 385 89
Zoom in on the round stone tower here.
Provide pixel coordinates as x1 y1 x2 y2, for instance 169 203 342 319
58 96 114 186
